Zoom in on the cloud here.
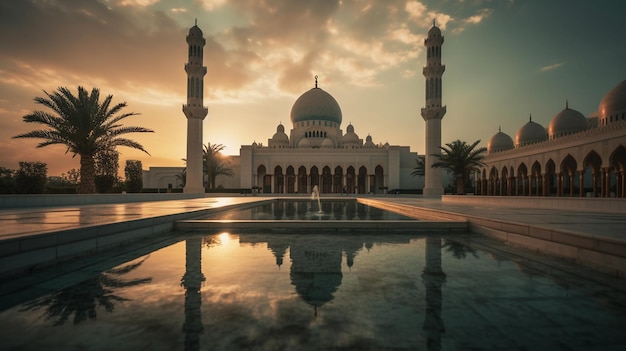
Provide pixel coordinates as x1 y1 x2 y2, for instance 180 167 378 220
198 0 227 11
452 8 493 34
108 0 160 7
541 62 565 72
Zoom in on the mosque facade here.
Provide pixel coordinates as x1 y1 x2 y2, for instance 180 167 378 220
479 80 626 198
142 23 425 194
238 76 420 194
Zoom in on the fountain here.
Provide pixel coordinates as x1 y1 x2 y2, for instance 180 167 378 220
311 185 322 213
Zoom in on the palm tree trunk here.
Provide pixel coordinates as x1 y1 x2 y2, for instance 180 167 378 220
456 175 465 195
79 154 97 194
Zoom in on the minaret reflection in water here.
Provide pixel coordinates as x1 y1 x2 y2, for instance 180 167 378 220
422 236 446 351
181 236 206 351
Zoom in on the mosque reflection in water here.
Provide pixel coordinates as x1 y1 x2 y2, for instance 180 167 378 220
11 233 477 351
180 233 451 351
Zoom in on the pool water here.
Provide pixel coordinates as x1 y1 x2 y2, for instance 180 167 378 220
203 199 416 220
1 232 625 350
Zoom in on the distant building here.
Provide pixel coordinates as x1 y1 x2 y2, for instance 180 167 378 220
479 80 626 198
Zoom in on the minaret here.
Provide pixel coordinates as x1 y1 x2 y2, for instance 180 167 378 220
183 21 208 194
421 21 446 196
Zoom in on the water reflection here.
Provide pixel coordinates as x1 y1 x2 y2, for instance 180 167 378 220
443 239 479 259
20 257 152 326
11 234 623 350
181 236 205 351
212 199 413 220
422 237 447 351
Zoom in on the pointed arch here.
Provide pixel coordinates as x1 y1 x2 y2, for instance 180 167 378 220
322 166 332 193
560 155 578 197
274 166 284 194
583 150 602 197
609 145 626 197
346 166 356 194
531 161 542 196
286 166 295 193
489 166 499 196
517 163 528 196
310 166 319 190
298 166 307 194
358 166 367 194
333 166 343 194
375 165 384 194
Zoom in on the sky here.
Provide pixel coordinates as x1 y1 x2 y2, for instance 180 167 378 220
1 0 625 177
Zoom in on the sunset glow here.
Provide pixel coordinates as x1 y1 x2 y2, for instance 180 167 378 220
1 0 624 176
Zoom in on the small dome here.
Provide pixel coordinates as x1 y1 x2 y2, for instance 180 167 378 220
343 124 360 146
428 25 441 37
271 124 289 145
548 102 588 139
189 25 203 37
515 117 547 147
599 80 626 124
364 135 375 148
290 87 342 125
488 129 514 154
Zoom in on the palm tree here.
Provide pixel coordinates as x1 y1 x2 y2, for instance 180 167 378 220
203 143 234 190
431 139 486 195
13 86 153 193
411 155 425 177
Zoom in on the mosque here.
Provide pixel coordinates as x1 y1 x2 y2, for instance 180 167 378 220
479 80 626 198
143 22 441 194
237 77 421 194
143 22 626 198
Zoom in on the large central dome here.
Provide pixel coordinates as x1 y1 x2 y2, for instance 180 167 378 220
290 87 342 125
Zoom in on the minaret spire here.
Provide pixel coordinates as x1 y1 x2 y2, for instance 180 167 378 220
421 20 446 196
315 75 318 88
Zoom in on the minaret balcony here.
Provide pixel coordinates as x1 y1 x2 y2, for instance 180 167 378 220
421 106 447 121
183 105 209 120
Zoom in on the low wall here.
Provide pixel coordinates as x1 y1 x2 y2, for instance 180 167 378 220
0 193 207 209
442 195 626 214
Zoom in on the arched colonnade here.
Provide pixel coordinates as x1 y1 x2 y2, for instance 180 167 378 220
477 145 626 198
255 164 385 194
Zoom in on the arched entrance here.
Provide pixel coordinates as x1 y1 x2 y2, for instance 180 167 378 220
374 165 384 193
286 166 295 194
583 151 602 197
297 166 307 194
257 165 270 193
560 155 577 197
310 166 319 192
333 166 343 194
346 166 355 194
609 145 626 197
358 166 367 194
321 166 332 193
274 166 284 194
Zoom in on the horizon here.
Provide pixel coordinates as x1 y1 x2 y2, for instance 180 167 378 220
1 0 625 176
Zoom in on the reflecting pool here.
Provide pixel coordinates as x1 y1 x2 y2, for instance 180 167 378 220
202 199 416 221
1 233 625 350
